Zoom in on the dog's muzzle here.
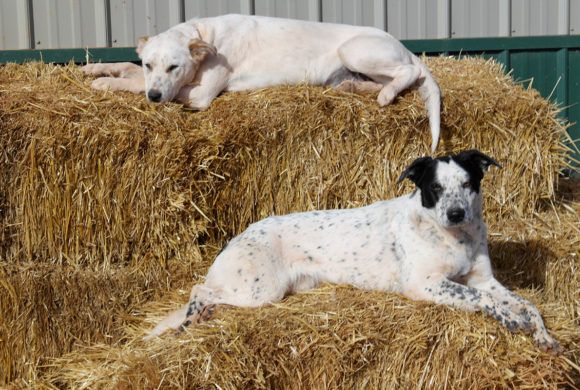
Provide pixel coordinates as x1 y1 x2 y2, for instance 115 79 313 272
147 89 162 102
446 208 465 224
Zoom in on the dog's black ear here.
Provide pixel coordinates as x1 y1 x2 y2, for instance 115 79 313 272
397 156 433 185
455 149 502 173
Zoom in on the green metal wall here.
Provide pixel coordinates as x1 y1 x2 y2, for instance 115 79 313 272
0 35 578 170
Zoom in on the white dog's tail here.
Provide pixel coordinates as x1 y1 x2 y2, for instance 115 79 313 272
412 55 441 153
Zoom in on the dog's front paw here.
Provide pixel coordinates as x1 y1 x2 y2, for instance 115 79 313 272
91 77 114 91
534 332 562 355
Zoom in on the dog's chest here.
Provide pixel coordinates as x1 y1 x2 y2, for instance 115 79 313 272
411 215 481 278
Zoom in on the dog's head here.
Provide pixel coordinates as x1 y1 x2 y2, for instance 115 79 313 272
137 32 216 103
398 150 501 227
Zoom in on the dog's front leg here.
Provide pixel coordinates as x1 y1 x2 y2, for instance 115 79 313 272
465 249 560 353
470 276 560 352
176 60 230 110
90 77 145 94
408 275 560 353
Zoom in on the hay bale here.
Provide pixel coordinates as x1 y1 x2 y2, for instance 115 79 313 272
0 57 576 387
41 209 580 389
0 57 567 266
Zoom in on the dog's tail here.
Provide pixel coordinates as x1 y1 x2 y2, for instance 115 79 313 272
411 54 441 153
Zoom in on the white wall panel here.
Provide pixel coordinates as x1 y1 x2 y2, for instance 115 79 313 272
0 0 31 49
571 0 580 34
511 0 569 36
32 0 108 49
321 0 386 30
1 0 578 49
452 0 510 37
387 0 449 39
184 0 252 19
110 0 182 47
254 0 320 21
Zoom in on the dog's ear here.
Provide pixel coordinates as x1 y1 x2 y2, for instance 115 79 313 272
455 149 502 173
397 156 433 185
136 36 149 56
188 39 217 63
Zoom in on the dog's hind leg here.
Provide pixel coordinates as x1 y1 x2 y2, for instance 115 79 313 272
144 284 221 339
337 36 422 106
337 35 441 151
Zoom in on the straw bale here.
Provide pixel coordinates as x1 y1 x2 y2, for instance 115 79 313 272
0 57 568 267
0 57 576 387
40 208 580 389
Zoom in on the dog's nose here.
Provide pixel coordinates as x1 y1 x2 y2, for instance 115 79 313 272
147 89 162 102
447 208 465 224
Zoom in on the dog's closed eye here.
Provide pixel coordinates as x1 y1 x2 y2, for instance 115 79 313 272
167 64 178 72
145 63 152 71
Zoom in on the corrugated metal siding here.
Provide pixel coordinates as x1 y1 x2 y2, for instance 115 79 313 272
32 0 108 49
387 0 449 39
110 0 183 47
184 0 252 19
0 0 31 49
511 0 569 36
254 0 320 21
321 0 386 30
451 0 510 38
572 0 580 34
1 0 580 49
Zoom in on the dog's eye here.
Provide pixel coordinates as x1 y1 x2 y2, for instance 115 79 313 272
431 183 443 192
167 64 178 72
144 63 152 71
462 182 471 189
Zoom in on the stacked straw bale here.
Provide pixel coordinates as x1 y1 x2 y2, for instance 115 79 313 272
0 57 577 388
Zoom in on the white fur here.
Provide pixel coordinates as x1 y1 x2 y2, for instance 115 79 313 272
83 14 441 151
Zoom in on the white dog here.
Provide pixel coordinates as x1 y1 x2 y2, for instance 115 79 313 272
146 149 560 353
82 14 441 151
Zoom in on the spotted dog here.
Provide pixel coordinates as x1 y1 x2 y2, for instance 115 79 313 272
147 149 560 352
82 14 441 151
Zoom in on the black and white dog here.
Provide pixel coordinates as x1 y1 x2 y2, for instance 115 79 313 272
147 149 559 352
